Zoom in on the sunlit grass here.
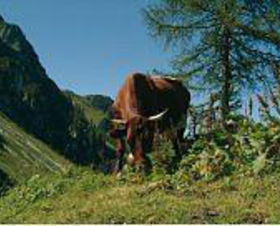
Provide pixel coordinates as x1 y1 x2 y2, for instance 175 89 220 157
1 166 280 224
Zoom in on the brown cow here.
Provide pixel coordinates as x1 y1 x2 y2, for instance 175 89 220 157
109 73 190 173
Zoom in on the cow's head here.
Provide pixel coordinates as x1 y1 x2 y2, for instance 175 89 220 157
110 110 168 164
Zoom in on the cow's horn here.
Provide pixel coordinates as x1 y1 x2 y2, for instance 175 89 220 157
111 119 126 124
148 109 168 121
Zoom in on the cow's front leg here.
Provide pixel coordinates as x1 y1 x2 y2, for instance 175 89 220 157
133 147 152 173
133 148 145 166
113 138 126 174
167 128 185 167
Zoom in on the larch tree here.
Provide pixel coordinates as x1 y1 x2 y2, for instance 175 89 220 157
143 0 280 120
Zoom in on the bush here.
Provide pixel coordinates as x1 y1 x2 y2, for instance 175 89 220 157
174 116 280 183
150 137 177 174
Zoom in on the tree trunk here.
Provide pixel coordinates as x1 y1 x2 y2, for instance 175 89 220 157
221 27 232 121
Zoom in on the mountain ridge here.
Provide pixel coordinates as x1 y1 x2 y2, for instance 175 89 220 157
0 15 112 175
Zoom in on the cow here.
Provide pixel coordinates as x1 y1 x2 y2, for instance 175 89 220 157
109 73 191 173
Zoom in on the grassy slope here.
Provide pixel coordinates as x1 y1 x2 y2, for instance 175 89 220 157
0 112 70 182
63 91 106 125
1 167 280 224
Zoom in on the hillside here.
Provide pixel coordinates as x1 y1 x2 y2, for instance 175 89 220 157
0 15 108 164
0 15 72 148
63 90 112 126
84 94 113 112
0 111 69 184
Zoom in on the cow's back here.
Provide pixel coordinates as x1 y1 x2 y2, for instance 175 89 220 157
151 76 190 118
112 73 190 121
112 73 156 120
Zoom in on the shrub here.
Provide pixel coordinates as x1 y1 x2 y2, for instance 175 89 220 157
173 115 280 183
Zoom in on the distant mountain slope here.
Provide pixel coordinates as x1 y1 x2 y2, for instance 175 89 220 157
84 94 113 112
63 90 112 125
0 111 69 183
0 15 105 164
63 91 106 125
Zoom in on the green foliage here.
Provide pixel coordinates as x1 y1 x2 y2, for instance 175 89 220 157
113 112 280 185
178 139 233 181
150 137 177 174
173 116 280 183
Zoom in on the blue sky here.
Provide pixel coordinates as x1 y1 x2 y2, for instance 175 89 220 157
0 0 173 97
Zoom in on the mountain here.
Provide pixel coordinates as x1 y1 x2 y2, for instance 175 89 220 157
63 90 112 126
83 94 113 131
84 94 113 112
0 15 106 165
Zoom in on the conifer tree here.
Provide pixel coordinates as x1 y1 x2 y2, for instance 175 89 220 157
143 0 280 120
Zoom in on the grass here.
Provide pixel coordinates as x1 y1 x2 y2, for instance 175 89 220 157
1 166 280 224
